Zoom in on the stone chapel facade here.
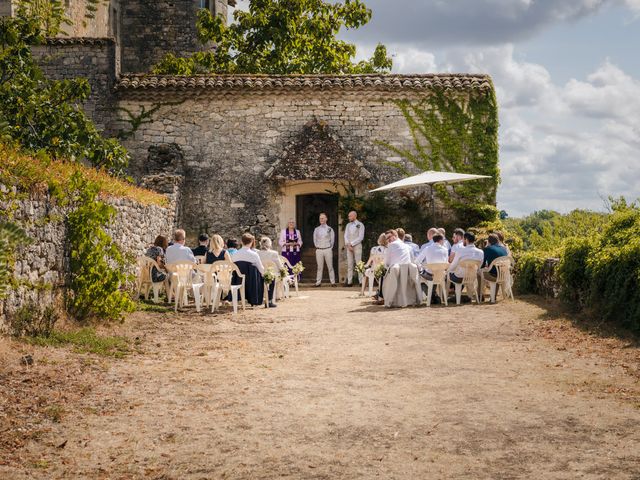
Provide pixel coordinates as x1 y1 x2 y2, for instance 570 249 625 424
2 0 496 281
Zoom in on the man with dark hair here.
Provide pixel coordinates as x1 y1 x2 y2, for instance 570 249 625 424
482 233 508 279
448 228 465 263
448 232 483 284
192 233 210 257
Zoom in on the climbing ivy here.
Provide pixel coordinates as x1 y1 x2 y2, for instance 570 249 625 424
0 222 31 299
378 87 500 226
65 172 135 322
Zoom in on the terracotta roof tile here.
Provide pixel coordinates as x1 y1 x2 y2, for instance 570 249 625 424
115 73 493 94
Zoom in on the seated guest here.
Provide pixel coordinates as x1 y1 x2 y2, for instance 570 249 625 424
233 233 265 274
384 229 412 267
226 238 239 256
448 228 465 263
414 234 449 281
165 229 196 264
419 227 439 251
404 233 421 257
206 234 232 264
257 236 284 270
145 235 168 282
494 231 511 257
192 233 210 257
437 228 452 252
366 234 388 266
482 233 508 280
448 232 484 284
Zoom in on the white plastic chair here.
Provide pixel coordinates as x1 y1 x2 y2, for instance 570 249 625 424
279 255 299 297
485 256 515 303
196 264 221 311
361 254 385 297
211 260 245 314
448 259 482 305
166 262 203 312
195 255 206 265
420 262 449 307
136 256 167 304
262 260 281 306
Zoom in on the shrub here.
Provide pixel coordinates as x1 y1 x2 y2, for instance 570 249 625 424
513 252 546 294
65 172 136 321
557 238 593 310
8 301 59 337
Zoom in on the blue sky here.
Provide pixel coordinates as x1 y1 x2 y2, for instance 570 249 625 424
232 1 640 217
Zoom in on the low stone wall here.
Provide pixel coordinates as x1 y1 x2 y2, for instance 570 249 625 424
0 188 177 332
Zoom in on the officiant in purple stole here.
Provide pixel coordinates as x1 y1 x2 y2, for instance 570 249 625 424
279 219 303 276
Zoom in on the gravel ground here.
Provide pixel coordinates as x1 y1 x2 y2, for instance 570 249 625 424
1 288 639 479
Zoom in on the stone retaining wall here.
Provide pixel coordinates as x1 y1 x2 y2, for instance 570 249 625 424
0 188 177 333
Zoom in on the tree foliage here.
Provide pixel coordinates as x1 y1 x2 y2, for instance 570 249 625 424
0 0 129 174
153 0 392 75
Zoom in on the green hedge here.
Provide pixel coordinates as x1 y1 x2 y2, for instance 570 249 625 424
557 204 640 331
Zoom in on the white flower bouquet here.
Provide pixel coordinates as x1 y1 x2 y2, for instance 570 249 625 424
279 267 289 280
263 267 276 284
355 260 366 276
373 263 387 280
291 262 305 275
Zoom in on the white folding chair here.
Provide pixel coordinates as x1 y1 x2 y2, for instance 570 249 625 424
196 264 221 312
136 256 167 304
166 262 203 312
279 255 299 297
361 254 385 297
420 262 449 307
211 260 246 314
448 259 482 305
484 256 515 303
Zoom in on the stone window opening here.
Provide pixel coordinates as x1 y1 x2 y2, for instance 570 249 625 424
199 0 212 11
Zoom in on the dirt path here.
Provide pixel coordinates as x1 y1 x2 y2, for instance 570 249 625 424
2 289 640 479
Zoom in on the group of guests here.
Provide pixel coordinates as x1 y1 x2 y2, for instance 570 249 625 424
144 229 299 308
363 225 510 304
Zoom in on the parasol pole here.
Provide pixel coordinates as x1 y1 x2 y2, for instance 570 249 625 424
431 184 436 225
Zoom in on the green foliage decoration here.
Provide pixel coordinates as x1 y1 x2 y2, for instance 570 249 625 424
0 0 130 175
153 0 392 75
378 88 500 226
65 172 135 322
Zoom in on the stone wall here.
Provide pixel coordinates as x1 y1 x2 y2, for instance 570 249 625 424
32 38 117 132
113 80 495 242
119 0 206 73
0 188 178 333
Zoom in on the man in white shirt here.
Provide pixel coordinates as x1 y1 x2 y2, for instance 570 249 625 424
343 210 365 287
233 233 265 274
313 213 336 287
414 233 449 280
165 229 196 264
437 228 452 252
448 232 484 284
384 229 412 267
419 227 439 252
448 228 465 263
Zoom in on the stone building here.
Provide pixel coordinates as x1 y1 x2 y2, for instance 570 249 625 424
2 0 497 282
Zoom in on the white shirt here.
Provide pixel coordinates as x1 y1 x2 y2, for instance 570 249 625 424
165 243 196 264
449 240 464 260
414 242 449 272
344 220 365 247
443 239 452 251
384 239 412 267
258 249 283 270
313 224 335 249
233 246 265 274
449 244 484 278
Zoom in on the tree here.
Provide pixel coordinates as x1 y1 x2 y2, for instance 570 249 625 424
0 0 129 175
153 0 392 75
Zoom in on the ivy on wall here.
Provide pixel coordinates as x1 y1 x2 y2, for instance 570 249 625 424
378 87 500 226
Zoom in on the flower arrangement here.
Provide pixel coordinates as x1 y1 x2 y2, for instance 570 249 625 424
291 262 305 275
279 267 289 280
263 267 276 284
355 260 366 276
373 263 387 280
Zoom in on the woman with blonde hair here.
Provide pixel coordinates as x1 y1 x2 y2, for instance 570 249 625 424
205 234 232 264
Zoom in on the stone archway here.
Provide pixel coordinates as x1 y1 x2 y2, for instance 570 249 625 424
266 119 370 283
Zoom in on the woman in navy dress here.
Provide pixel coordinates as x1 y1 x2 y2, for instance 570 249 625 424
278 218 302 273
206 234 232 264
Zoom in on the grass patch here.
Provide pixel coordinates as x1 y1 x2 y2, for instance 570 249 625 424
43 405 64 423
0 143 167 207
25 327 131 358
137 300 172 313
